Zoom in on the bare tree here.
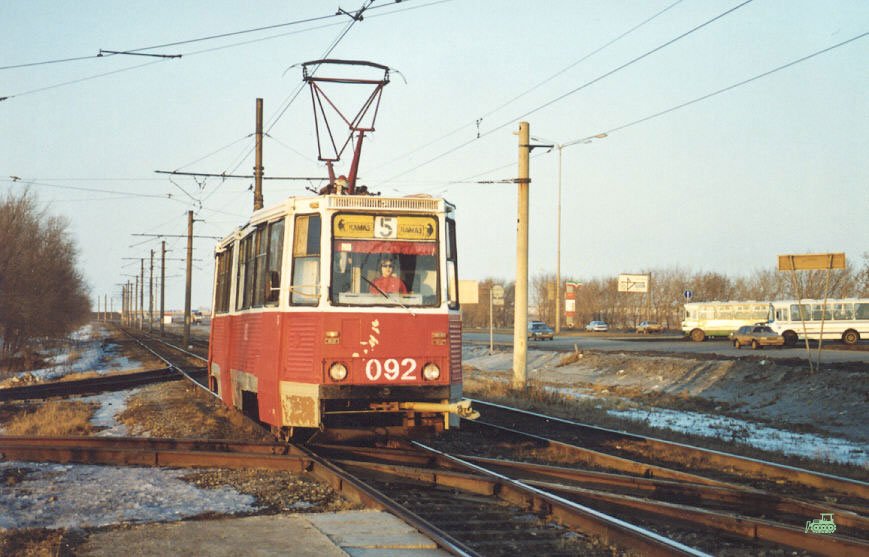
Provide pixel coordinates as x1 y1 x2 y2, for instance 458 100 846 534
0 191 90 370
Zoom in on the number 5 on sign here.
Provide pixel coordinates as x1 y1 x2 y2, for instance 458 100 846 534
375 216 397 239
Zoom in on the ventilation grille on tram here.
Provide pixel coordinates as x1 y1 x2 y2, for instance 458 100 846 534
328 196 440 211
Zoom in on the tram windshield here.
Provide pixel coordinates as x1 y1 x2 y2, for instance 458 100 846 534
330 213 439 307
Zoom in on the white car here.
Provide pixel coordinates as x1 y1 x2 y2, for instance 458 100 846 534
586 320 608 332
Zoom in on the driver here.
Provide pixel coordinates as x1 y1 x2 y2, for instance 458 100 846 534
370 256 408 294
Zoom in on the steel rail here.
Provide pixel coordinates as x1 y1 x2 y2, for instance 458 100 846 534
531 479 869 557
458 454 869 534
468 419 738 489
295 442 482 557
0 436 309 471
411 441 710 557
0 367 194 401
0 435 292 455
118 326 212 392
336 457 868 556
470 398 869 499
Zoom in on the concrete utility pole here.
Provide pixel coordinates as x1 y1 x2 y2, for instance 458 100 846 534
513 121 530 390
139 259 145 329
555 144 563 335
160 240 166 337
253 98 264 211
149 249 154 331
134 275 140 329
183 210 193 348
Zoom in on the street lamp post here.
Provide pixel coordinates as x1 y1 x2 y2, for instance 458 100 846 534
533 133 607 335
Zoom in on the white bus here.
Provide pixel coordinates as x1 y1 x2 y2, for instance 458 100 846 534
767 298 869 346
681 301 769 342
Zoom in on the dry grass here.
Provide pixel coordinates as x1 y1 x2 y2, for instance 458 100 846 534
2 400 97 436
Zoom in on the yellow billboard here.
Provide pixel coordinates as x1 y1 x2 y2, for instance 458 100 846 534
778 253 845 271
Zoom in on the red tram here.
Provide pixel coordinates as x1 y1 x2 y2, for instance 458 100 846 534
207 192 477 437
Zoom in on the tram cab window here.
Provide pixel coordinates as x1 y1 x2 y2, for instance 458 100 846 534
329 213 439 307
291 214 321 305
445 218 458 309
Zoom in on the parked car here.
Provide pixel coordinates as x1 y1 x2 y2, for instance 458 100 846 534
729 324 784 349
636 320 664 334
528 322 554 340
585 320 608 332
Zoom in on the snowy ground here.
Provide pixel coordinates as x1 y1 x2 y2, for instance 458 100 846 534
5 323 141 383
0 325 265 530
464 346 868 468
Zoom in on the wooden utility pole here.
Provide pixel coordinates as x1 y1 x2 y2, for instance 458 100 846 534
160 240 166 337
183 210 193 347
253 98 264 211
513 121 530 389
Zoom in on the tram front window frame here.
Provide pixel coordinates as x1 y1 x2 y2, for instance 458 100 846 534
329 212 441 308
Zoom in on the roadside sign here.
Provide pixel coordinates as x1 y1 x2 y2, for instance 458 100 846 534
778 253 845 271
491 284 504 306
684 290 693 300
618 274 649 293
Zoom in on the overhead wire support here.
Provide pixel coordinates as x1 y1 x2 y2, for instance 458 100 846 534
98 49 182 59
155 170 326 181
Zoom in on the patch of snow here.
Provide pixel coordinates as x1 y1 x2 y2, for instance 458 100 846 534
77 389 143 437
0 462 258 529
607 406 867 466
14 325 142 382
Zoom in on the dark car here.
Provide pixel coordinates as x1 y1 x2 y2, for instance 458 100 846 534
528 322 554 340
636 320 664 334
729 324 785 349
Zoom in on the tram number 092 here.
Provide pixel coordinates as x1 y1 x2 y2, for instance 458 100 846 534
365 358 417 381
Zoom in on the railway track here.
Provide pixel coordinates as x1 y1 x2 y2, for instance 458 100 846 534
4 324 866 555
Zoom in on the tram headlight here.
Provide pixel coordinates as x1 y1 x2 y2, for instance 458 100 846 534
328 362 348 382
422 362 440 381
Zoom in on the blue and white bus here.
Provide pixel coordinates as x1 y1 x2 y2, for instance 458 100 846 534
768 298 869 345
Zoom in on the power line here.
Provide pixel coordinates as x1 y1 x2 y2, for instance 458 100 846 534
0 11 342 71
378 0 685 169
598 31 869 139
446 31 869 185
1 177 184 201
380 0 754 185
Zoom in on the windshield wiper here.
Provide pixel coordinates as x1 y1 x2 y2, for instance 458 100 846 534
360 276 415 316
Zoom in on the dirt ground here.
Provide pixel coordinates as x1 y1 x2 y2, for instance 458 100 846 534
461 345 868 446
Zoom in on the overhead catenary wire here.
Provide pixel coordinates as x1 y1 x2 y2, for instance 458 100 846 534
434 30 869 191
377 0 685 169
0 10 343 71
379 0 755 186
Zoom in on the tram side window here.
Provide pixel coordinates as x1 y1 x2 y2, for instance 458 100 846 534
265 219 284 305
446 218 458 309
236 235 251 310
214 247 233 314
291 214 320 305
251 225 267 307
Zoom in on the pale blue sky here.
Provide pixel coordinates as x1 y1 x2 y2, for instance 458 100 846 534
2 0 867 309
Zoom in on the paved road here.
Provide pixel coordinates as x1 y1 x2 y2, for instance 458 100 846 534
464 331 869 365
